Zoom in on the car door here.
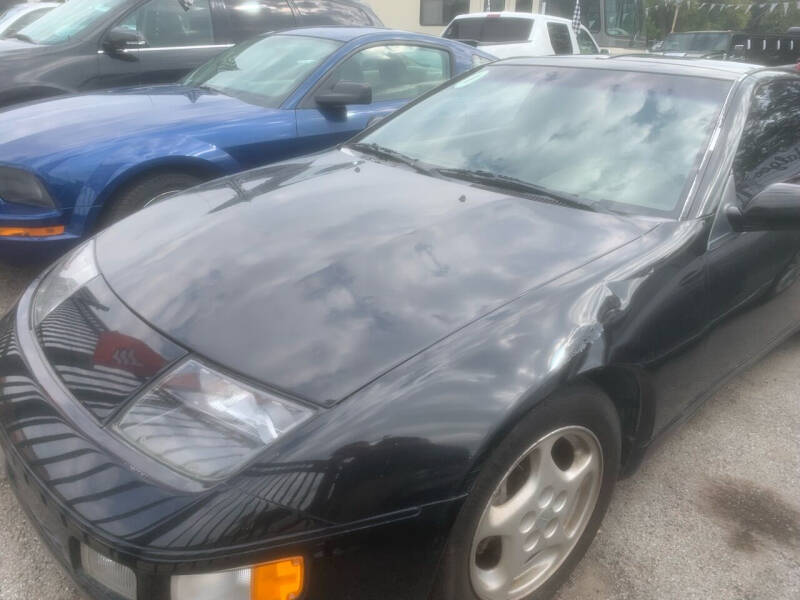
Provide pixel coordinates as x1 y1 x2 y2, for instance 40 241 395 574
702 77 800 382
112 0 231 86
295 43 453 153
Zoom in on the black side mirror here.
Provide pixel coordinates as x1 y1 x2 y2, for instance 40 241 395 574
315 82 372 107
732 44 745 58
726 183 800 232
600 49 610 55
103 27 146 58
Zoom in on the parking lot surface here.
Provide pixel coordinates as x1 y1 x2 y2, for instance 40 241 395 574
0 263 798 600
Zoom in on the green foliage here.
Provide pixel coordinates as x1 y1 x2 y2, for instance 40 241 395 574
646 0 800 40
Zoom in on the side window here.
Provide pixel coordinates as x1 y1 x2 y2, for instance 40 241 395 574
294 0 372 26
547 22 573 55
224 0 295 42
577 28 598 54
328 45 451 103
420 0 469 27
734 79 800 205
118 0 214 48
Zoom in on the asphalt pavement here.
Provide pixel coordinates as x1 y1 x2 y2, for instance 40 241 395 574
0 263 798 600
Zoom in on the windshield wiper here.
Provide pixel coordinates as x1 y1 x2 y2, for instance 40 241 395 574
347 142 434 176
8 32 35 44
434 168 595 211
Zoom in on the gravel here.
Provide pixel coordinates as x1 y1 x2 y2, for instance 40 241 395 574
0 265 798 600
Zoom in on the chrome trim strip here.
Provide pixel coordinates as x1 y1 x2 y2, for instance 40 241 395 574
98 44 233 55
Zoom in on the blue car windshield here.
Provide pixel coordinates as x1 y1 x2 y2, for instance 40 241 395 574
18 0 127 45
184 34 342 109
359 65 731 217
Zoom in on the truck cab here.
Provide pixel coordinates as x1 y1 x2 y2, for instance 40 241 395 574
443 11 601 58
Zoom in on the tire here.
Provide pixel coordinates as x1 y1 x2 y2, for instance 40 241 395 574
97 172 203 229
433 382 621 600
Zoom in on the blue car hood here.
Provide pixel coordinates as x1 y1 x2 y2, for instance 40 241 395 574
0 86 278 165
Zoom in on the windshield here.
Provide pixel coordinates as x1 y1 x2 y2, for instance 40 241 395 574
358 66 731 217
664 32 732 53
18 0 126 45
183 34 342 108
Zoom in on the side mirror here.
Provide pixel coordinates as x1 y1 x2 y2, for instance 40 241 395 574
726 183 800 232
732 44 745 58
315 82 372 107
600 49 610 55
103 27 146 57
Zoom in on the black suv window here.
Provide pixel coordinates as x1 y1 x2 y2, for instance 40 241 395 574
547 22 572 55
294 0 372 26
224 0 295 42
734 79 800 204
119 0 214 47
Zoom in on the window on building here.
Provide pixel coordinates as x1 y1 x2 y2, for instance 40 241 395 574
420 0 469 27
605 0 638 38
544 0 600 33
516 0 534 11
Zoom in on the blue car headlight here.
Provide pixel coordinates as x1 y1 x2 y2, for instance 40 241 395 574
112 359 314 481
0 166 54 208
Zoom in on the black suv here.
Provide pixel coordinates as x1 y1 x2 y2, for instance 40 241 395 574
0 0 382 108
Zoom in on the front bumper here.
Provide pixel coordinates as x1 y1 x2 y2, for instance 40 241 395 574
0 290 462 599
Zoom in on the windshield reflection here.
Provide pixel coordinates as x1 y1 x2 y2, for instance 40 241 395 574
360 66 731 216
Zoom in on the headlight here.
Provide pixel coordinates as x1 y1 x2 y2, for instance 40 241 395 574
0 166 54 208
32 240 98 327
113 359 314 480
171 557 304 600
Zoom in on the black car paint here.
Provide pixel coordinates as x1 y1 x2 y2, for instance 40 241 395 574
1 58 800 599
0 0 382 108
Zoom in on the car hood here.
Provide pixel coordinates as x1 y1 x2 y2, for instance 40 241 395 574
0 85 275 164
97 150 647 404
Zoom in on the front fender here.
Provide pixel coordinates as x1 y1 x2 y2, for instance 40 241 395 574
72 138 240 231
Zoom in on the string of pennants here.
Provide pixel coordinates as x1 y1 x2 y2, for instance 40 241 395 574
648 1 800 14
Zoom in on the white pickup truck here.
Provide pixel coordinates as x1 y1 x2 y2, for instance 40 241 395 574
443 12 604 59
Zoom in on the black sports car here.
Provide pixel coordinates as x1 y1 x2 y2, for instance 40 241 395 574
2 56 800 600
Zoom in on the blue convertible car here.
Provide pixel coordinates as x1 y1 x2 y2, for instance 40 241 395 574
0 27 491 260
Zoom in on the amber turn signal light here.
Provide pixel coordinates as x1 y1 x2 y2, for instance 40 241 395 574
251 557 304 600
0 225 65 237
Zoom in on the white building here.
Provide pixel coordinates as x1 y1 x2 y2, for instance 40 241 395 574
363 0 543 35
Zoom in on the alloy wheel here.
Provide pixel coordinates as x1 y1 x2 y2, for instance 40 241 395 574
469 426 603 600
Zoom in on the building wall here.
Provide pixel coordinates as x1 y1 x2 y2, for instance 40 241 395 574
363 0 542 35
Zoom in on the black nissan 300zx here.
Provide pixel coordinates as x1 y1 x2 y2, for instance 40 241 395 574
2 56 800 600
